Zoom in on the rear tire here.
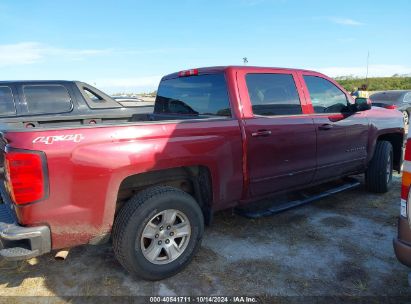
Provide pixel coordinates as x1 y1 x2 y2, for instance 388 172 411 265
112 186 204 281
365 141 393 193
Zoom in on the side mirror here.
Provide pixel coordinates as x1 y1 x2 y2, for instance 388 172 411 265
355 97 372 111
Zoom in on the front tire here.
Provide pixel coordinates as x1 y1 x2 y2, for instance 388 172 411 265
403 111 409 125
112 186 204 280
365 141 393 193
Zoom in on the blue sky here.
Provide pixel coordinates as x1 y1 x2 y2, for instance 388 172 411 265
0 0 410 93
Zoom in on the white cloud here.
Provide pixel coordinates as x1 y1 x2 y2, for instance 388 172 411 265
328 17 363 26
314 64 411 78
0 42 195 67
0 42 111 67
0 42 43 66
240 0 265 6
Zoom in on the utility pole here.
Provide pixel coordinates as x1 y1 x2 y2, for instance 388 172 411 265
365 51 370 85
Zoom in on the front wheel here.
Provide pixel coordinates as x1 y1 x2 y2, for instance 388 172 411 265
365 141 393 193
112 186 204 280
403 111 409 125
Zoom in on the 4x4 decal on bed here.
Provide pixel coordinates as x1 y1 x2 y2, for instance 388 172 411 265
33 134 85 145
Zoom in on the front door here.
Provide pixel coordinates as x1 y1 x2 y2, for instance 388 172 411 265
302 74 369 182
242 72 317 197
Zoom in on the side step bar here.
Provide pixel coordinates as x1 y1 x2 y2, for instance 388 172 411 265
235 178 361 219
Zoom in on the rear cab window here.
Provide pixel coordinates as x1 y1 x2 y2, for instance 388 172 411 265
0 86 16 116
155 74 231 118
245 73 302 116
23 85 73 115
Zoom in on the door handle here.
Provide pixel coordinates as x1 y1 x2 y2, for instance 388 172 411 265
251 130 272 137
318 124 333 130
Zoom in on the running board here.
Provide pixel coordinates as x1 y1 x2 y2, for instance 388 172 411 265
235 178 361 219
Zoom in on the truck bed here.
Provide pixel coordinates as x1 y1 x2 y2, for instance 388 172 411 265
0 112 232 132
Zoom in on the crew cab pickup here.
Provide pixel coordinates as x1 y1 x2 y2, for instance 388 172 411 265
0 80 153 128
0 66 404 280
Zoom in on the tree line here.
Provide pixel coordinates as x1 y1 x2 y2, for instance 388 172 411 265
335 76 411 92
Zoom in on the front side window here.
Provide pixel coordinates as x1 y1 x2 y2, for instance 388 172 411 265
0 86 16 116
245 73 302 116
23 85 72 114
404 92 411 103
155 74 231 117
303 76 348 113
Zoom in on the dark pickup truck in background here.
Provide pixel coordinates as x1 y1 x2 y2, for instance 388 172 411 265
0 81 153 128
0 66 404 280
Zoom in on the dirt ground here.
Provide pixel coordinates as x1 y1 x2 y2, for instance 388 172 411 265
0 174 410 301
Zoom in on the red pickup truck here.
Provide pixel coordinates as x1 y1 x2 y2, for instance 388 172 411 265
0 66 404 280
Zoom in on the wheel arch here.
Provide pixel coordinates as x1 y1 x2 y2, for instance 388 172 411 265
372 132 404 172
115 166 214 226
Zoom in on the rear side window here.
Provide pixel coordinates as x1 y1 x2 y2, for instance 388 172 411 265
303 76 348 113
404 92 411 103
78 84 122 109
0 86 16 116
245 74 302 116
155 74 231 117
23 85 72 114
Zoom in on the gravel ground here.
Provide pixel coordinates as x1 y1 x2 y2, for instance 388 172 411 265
0 174 410 301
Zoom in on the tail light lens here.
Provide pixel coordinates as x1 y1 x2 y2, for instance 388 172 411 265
384 104 397 109
401 188 411 217
401 144 411 217
4 151 48 205
401 168 411 216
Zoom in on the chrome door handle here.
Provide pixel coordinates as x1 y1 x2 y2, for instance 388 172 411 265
251 130 272 137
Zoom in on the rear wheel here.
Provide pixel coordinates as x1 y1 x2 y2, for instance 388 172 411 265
112 186 204 280
365 141 393 193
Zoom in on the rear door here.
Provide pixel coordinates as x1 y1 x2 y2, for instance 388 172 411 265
239 70 317 197
301 73 369 182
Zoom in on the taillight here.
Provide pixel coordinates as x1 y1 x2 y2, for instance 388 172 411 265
384 104 397 109
178 69 198 77
4 151 48 205
401 142 411 217
401 190 409 218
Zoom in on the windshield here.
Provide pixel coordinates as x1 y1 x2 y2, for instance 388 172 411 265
154 74 231 117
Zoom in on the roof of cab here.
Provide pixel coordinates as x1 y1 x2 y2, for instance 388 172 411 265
161 66 319 80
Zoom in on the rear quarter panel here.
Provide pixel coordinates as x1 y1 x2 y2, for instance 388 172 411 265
3 120 243 249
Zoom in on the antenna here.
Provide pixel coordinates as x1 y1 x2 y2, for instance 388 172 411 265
243 57 248 65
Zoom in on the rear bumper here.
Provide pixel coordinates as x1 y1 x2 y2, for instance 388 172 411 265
394 217 411 267
0 186 51 261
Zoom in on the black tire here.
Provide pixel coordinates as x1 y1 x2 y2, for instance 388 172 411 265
403 111 409 125
365 140 393 193
112 186 204 280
